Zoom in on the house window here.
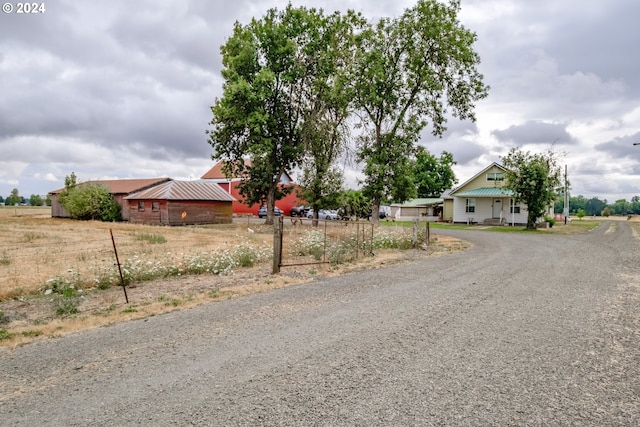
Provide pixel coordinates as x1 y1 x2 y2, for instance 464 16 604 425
152 202 159 212
487 172 504 181
510 199 520 213
466 198 476 213
138 201 145 211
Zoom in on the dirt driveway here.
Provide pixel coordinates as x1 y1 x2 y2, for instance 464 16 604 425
1 221 638 425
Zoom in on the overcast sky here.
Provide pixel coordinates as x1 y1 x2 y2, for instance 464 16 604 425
1 0 640 203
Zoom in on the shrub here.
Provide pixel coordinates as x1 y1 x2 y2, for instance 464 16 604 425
58 183 122 222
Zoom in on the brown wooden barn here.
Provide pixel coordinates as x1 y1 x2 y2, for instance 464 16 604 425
124 180 235 225
49 178 171 220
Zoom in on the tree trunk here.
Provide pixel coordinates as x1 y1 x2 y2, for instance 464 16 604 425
371 197 381 226
265 186 275 225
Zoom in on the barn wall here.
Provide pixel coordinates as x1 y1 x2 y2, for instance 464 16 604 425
112 194 129 221
128 200 166 224
224 182 306 216
49 194 70 218
128 200 232 225
167 201 233 225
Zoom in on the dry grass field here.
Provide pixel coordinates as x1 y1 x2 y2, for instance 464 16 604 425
0 206 272 301
0 207 465 347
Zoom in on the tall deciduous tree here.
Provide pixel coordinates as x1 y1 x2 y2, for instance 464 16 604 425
352 0 488 224
413 147 457 197
297 11 365 223
501 148 562 229
209 6 351 224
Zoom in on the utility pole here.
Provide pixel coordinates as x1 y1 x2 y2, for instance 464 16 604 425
564 164 569 225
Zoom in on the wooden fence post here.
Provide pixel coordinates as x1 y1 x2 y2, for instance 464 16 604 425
272 215 283 274
425 221 430 247
412 219 418 248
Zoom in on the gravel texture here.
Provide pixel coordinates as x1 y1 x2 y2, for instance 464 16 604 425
1 221 638 426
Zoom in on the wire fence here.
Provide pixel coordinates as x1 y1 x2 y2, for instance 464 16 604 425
281 217 375 267
273 216 425 273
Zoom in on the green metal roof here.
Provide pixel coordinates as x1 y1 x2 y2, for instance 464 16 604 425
454 187 514 197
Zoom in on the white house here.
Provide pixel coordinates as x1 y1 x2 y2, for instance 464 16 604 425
448 162 532 226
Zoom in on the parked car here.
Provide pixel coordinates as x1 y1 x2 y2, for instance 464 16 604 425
258 205 283 218
289 205 310 217
307 209 340 220
367 209 388 220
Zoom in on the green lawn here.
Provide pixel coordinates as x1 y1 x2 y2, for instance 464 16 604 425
381 219 601 234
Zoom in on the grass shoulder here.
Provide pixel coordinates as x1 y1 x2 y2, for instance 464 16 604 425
381 220 601 234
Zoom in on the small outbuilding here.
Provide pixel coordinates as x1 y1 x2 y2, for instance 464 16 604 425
124 180 235 225
390 198 443 221
49 178 171 220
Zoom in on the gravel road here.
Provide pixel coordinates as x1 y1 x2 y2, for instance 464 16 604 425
1 222 638 426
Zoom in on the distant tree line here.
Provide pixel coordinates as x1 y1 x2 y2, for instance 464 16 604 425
1 188 48 206
554 194 640 217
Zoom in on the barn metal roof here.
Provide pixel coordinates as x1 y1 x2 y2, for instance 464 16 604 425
49 178 171 195
454 187 514 197
124 180 236 201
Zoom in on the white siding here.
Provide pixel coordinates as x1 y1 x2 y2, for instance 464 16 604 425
453 197 529 225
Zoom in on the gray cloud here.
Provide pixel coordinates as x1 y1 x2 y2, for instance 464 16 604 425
492 121 577 146
594 132 640 159
1 0 640 202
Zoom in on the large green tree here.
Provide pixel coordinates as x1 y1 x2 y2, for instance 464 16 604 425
501 148 563 229
352 0 488 224
297 11 365 222
413 147 457 197
209 6 353 224
29 194 43 206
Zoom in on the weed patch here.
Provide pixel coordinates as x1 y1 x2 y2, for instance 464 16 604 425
132 232 167 244
0 329 14 341
52 295 80 316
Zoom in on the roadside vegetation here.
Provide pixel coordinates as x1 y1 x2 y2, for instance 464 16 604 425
0 207 456 347
1 207 629 347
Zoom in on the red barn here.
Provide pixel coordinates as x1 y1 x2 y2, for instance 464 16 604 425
201 161 307 216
